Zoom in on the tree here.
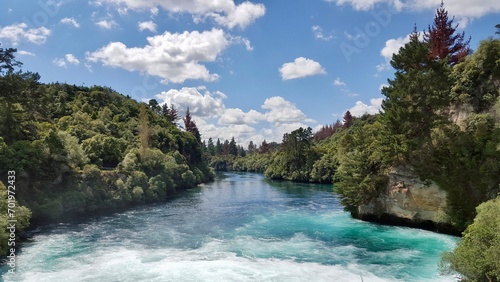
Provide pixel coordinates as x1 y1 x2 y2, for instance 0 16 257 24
216 138 223 155
441 197 500 281
0 48 41 143
0 45 21 74
183 107 201 142
247 141 256 154
207 137 215 156
138 104 150 159
162 103 179 125
424 2 471 65
381 27 451 162
259 140 270 153
148 99 161 115
342 111 353 129
229 137 238 156
496 24 500 35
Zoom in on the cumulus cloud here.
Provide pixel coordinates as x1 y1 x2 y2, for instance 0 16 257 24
153 88 316 145
279 57 326 80
376 35 409 71
87 28 229 83
325 0 500 19
312 25 333 41
95 19 119 29
218 108 264 125
60 17 80 28
348 98 384 117
0 23 51 46
155 86 226 118
138 21 157 32
262 96 315 123
53 54 81 68
96 0 265 29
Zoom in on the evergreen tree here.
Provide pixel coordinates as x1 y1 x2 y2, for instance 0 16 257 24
342 111 353 129
229 137 238 156
424 2 471 65
148 99 161 115
223 140 230 155
183 107 201 142
161 103 179 125
381 28 452 162
216 138 223 155
247 141 256 154
207 137 215 156
259 140 269 153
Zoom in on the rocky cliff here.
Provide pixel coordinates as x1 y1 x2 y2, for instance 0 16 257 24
355 166 459 235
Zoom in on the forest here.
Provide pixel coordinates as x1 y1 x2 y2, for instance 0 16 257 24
1 5 499 281
0 45 214 255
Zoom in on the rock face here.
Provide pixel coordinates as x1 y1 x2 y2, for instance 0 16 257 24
355 166 458 235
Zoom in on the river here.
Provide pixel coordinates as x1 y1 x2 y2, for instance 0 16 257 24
1 172 458 281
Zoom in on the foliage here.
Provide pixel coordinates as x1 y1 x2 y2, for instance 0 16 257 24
264 127 321 182
442 197 500 282
0 181 31 256
424 3 471 65
0 48 213 227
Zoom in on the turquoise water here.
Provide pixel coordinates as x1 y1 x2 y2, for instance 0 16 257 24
1 172 458 281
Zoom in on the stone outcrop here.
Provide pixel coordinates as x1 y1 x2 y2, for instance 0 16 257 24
355 166 459 235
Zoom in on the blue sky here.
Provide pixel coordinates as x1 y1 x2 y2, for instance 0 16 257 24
1 0 499 145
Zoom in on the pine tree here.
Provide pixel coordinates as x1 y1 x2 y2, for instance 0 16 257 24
342 111 353 129
259 140 269 153
207 137 215 156
381 27 451 162
229 137 238 156
424 2 471 65
183 107 201 142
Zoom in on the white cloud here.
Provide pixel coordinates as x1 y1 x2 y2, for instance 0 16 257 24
87 28 229 83
65 54 80 65
96 0 265 29
18 50 35 56
53 58 66 68
348 98 384 117
408 0 500 18
0 23 51 46
60 17 80 28
53 53 80 68
155 86 226 118
218 108 264 125
325 0 500 20
279 57 326 80
262 96 315 123
324 0 398 11
312 25 333 41
376 35 409 71
138 21 157 32
242 38 253 51
333 77 346 86
95 20 118 29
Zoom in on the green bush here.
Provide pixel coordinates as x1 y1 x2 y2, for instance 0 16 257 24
442 197 500 281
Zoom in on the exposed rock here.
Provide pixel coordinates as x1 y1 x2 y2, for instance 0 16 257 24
356 166 458 235
446 103 474 130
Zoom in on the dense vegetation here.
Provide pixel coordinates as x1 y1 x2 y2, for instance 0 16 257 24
441 196 500 282
0 45 213 255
